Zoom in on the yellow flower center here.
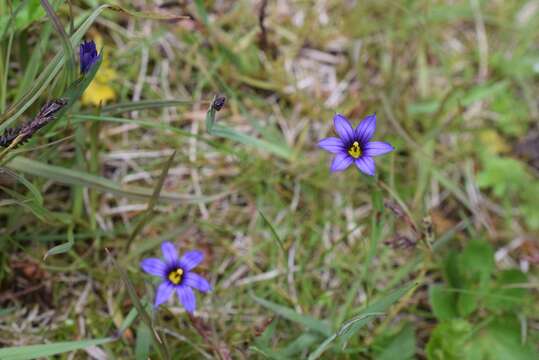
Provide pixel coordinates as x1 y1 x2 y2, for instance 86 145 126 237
348 141 361 158
167 268 184 285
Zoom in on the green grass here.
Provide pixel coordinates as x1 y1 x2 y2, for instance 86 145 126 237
0 0 538 359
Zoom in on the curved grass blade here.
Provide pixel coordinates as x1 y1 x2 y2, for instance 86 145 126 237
108 248 170 360
101 99 197 115
0 337 116 360
0 167 43 205
211 124 293 160
307 312 384 360
43 223 74 259
6 156 230 204
70 114 193 138
258 209 285 255
205 98 292 160
125 151 176 252
337 282 418 347
40 0 76 83
252 295 332 337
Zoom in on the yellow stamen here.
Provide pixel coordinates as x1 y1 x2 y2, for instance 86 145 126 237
168 268 184 285
348 141 361 158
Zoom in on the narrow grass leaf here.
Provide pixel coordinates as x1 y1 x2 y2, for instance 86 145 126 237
337 283 418 346
0 186 62 224
258 209 285 254
205 95 217 133
0 337 116 360
211 124 293 160
205 98 292 159
307 313 384 360
281 333 319 357
0 168 43 205
252 295 332 336
108 249 170 360
40 0 76 83
118 306 139 334
125 151 176 252
43 222 75 259
135 323 152 360
101 99 195 115
6 156 229 204
15 24 52 100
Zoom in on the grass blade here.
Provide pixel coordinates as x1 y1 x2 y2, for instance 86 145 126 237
211 124 293 160
258 209 285 255
307 313 384 360
125 151 176 252
101 99 196 115
6 156 229 204
40 0 76 83
337 282 418 346
205 97 292 160
107 249 170 360
0 337 116 360
252 295 332 336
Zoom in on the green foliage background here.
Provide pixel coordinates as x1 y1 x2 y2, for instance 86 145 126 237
0 0 537 359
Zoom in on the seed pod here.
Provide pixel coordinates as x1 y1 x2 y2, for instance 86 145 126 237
0 98 67 148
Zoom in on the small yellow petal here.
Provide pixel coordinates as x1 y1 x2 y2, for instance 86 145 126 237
479 130 510 154
82 81 116 106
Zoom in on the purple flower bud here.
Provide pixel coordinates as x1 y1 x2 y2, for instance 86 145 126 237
79 40 100 74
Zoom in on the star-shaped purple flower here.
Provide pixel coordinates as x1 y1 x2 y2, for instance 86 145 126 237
318 113 394 176
140 241 211 313
79 40 100 74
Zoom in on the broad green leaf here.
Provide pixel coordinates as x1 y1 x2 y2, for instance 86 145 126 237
426 319 472 360
465 317 538 360
0 0 49 40
477 155 530 197
429 285 458 321
373 323 416 360
460 240 494 285
484 270 528 312
457 291 479 317
443 251 461 288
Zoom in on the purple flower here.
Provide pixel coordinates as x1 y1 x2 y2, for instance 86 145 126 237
140 241 211 313
318 113 394 176
79 40 100 74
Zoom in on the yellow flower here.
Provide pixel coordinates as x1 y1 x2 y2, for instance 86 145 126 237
479 130 510 154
